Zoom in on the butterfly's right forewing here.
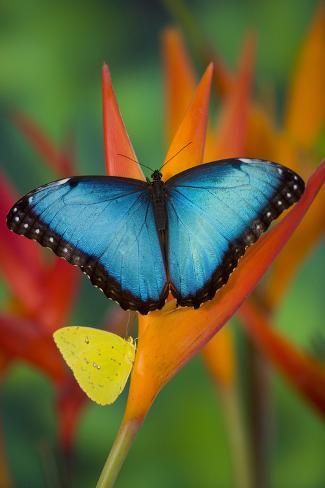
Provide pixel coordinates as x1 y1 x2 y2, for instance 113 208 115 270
165 159 304 308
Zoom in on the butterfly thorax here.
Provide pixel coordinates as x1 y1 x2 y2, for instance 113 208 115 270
151 170 163 182
150 170 167 233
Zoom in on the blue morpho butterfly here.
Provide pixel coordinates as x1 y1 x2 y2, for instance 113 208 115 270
7 155 304 315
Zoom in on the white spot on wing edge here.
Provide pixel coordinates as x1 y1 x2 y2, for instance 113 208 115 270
239 158 265 165
57 178 70 185
239 158 254 164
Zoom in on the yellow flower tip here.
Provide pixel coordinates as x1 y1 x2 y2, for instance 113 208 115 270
162 63 213 180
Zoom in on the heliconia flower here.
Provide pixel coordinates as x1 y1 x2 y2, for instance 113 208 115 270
120 159 324 445
0 116 83 452
204 7 325 309
262 5 325 309
96 61 325 487
162 16 325 427
162 17 325 488
161 28 252 486
161 12 325 414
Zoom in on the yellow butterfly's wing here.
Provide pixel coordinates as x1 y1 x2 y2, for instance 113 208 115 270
53 326 136 405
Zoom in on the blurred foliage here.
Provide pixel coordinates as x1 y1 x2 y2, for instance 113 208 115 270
0 0 324 487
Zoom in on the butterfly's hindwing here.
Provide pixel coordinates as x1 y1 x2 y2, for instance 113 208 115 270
7 176 168 314
165 158 304 308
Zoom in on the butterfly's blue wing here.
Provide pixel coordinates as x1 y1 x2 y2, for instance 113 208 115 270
165 158 304 307
7 176 168 314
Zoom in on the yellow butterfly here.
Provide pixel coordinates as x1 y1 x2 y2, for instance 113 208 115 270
53 326 136 405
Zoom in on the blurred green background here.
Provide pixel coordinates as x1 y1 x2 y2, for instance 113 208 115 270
0 0 324 487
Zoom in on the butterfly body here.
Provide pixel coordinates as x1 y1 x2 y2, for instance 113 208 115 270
7 158 305 314
150 170 168 233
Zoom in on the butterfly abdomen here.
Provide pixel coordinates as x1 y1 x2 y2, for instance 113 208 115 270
151 178 168 232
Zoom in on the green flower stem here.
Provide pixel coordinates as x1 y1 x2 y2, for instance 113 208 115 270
218 384 253 488
96 419 141 488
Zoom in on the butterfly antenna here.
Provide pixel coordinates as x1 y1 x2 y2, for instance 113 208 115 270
117 154 155 173
159 142 192 171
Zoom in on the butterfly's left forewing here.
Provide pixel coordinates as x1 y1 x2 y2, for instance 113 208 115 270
54 326 136 405
165 158 304 308
7 176 168 314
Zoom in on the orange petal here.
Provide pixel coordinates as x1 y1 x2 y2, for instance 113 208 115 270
162 0 231 97
12 112 75 176
102 64 144 180
202 327 235 387
213 33 255 158
162 63 213 179
161 27 196 144
204 46 233 99
123 162 325 422
239 300 325 416
284 4 325 148
246 107 278 162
